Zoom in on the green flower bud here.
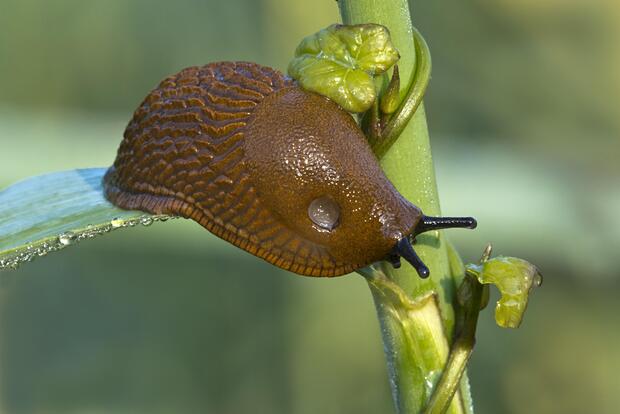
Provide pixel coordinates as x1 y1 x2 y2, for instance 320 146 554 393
288 24 400 113
467 257 541 328
379 65 401 115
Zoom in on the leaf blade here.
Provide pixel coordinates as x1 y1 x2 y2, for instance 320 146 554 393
0 168 169 270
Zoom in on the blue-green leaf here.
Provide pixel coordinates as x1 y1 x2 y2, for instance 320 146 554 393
0 168 170 271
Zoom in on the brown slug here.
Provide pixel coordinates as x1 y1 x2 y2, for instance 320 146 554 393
103 61 476 277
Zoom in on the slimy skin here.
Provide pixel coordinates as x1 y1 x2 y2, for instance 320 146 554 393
104 61 473 277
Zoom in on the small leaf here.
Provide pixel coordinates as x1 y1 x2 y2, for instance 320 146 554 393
0 168 171 271
288 23 400 113
379 65 401 115
467 257 542 328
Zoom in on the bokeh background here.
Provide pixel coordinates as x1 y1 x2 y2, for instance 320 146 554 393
1 1 619 413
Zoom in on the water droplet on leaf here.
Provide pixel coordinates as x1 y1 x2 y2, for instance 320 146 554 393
58 231 76 246
533 271 543 287
111 218 124 228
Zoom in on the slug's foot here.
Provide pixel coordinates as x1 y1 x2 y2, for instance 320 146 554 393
386 215 477 278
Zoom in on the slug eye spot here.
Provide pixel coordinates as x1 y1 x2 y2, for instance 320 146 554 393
308 196 340 231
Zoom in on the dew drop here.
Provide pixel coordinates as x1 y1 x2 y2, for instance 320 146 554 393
111 217 124 228
58 231 77 246
140 216 154 226
19 252 34 263
533 271 543 287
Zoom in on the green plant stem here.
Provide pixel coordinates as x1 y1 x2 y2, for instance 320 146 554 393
423 271 483 413
338 1 473 413
374 27 431 158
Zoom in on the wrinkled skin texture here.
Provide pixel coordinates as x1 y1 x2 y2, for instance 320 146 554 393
104 61 421 277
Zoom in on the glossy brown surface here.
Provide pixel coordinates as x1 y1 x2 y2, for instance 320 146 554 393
104 61 421 276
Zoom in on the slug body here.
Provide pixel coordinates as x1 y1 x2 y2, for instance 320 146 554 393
104 62 475 277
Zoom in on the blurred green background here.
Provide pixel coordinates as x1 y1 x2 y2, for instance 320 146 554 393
1 1 619 413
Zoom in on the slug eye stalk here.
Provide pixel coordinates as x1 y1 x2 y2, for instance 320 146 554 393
415 216 477 235
392 237 430 278
388 215 477 278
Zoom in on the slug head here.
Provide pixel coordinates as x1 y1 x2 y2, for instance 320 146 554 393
244 85 476 276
